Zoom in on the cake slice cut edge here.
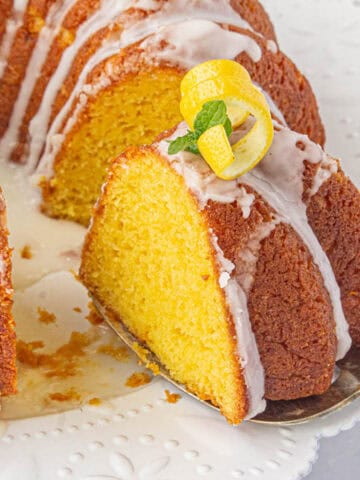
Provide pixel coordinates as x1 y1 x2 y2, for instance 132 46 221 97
80 146 267 424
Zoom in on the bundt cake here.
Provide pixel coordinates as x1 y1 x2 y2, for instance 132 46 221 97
0 0 359 423
0 0 325 225
80 113 357 424
0 187 16 396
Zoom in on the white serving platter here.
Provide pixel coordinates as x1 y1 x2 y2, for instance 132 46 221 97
1 1 359 479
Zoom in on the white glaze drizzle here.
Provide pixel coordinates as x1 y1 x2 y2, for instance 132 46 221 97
255 83 287 126
132 0 160 9
235 217 281 294
308 153 338 196
266 39 278 54
240 128 351 360
0 0 75 161
211 233 266 419
0 0 132 167
157 120 351 379
141 19 262 68
22 0 132 168
0 0 28 78
158 123 256 216
157 122 267 418
30 0 263 172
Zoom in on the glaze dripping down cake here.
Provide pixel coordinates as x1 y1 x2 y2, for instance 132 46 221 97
0 0 359 419
80 119 359 424
0 188 16 396
0 0 325 225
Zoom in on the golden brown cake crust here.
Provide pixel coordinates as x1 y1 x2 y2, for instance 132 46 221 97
0 0 56 139
0 189 16 396
11 0 103 162
47 22 324 166
204 188 337 400
40 22 326 222
230 0 277 42
39 61 184 223
230 26 325 146
306 167 360 346
3 0 277 163
0 0 13 45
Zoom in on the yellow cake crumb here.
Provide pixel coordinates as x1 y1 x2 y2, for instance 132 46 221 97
79 148 247 424
40 67 183 225
86 301 104 325
73 306 82 313
20 244 33 259
26 340 44 350
16 330 97 378
125 372 152 388
45 365 77 378
57 331 93 357
147 362 160 375
132 342 160 374
164 389 181 404
132 342 149 361
97 344 130 361
69 268 80 282
37 307 56 324
16 340 46 368
88 397 102 406
49 389 81 402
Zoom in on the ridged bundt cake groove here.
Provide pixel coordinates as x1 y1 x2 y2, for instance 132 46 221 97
1 0 325 228
80 118 357 422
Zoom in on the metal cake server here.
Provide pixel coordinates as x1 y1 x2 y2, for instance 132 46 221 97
94 300 360 425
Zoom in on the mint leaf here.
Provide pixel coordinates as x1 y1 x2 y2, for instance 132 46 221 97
167 132 195 154
185 143 200 155
194 100 227 135
224 117 232 137
167 100 233 156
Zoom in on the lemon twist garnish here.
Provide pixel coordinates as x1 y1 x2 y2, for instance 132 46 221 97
169 59 274 180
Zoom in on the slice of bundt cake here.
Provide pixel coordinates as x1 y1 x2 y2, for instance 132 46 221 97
0 0 324 226
80 121 353 423
0 187 16 396
80 144 264 424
